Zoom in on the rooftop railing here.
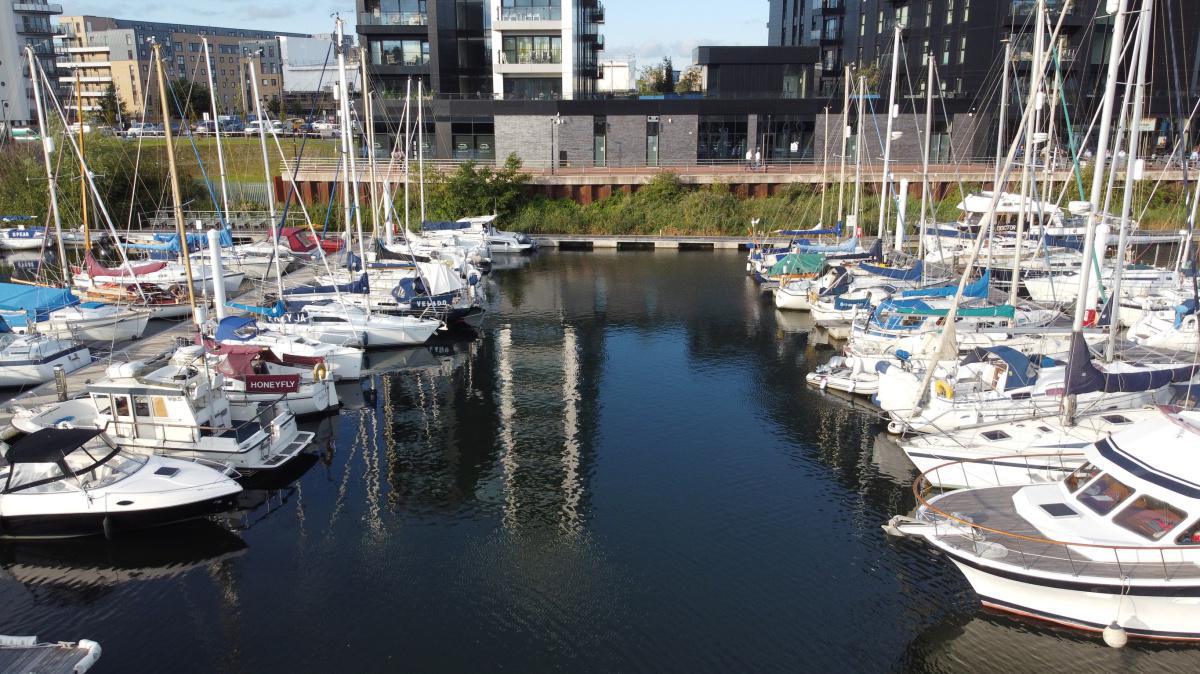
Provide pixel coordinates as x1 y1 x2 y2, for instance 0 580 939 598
497 6 561 22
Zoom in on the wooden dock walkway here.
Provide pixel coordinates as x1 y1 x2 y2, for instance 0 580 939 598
0 638 100 673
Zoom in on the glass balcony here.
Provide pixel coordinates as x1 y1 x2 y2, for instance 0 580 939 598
497 6 561 22
12 2 63 13
500 48 562 65
358 11 427 26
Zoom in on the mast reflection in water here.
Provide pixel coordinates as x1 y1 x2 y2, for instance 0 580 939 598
0 250 1194 672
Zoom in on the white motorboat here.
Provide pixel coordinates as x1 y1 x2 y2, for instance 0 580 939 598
886 407 1200 642
1128 301 1199 351
805 354 883 395
213 316 363 380
0 427 241 538
170 344 339 417
898 407 1167 489
0 332 90 388
0 223 46 250
12 360 314 473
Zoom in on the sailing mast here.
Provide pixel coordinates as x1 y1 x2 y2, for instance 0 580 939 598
918 52 934 267
852 76 865 239
246 53 285 296
203 38 231 224
334 16 368 268
25 48 70 287
1105 0 1153 362
418 79 427 227
836 65 851 228
880 24 901 249
819 106 829 226
152 41 199 324
361 51 380 242
76 71 89 254
1008 0 1047 316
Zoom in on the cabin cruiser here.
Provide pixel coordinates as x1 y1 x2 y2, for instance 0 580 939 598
0 427 241 538
170 344 338 417
12 359 314 473
433 215 537 254
212 316 363 380
886 407 1200 642
1128 300 1199 351
0 219 46 251
0 331 90 388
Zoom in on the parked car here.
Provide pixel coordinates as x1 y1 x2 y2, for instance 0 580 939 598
124 122 162 138
243 119 285 137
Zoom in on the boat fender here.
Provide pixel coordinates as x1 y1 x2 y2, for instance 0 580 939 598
881 515 923 538
1103 622 1128 649
313 363 328 382
102 515 114 541
935 380 955 400
76 639 102 672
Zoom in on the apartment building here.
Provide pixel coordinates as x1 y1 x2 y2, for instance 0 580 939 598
0 0 62 127
55 15 307 119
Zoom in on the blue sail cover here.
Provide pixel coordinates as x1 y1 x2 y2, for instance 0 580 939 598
870 299 933 331
834 295 872 311
902 270 990 299
0 283 79 326
422 220 470 232
858 260 923 281
392 277 428 300
215 316 258 342
0 216 34 222
1063 332 1200 395
226 300 286 318
819 267 852 298
1175 299 1197 328
283 273 370 297
776 222 842 237
796 237 859 254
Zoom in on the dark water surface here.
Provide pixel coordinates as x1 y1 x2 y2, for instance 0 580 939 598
1 250 1197 673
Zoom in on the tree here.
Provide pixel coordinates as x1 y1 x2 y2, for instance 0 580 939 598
267 95 282 117
675 65 703 94
423 153 530 221
167 77 211 121
637 56 675 95
96 84 127 127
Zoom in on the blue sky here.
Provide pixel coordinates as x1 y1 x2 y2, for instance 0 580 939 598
59 0 768 67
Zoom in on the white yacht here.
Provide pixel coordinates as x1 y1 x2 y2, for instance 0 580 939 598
13 360 313 473
0 332 90 388
213 316 363 380
170 344 339 417
886 407 1200 642
0 427 241 538
265 303 442 348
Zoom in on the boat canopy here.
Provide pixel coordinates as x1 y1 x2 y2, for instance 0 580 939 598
215 316 259 342
901 270 990 299
0 283 79 325
796 237 859 254
833 295 871 311
226 300 286 318
81 252 168 277
1063 332 1200 395
964 346 1037 390
858 260 923 281
769 253 825 276
6 428 103 465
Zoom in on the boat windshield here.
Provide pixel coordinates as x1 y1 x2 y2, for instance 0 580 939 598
1064 462 1100 493
1076 473 1135 516
1113 495 1188 541
1 445 147 494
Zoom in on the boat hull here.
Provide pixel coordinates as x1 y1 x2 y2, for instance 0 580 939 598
951 557 1200 641
0 344 90 387
0 495 238 539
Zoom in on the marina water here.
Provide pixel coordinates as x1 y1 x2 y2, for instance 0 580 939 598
0 250 1195 672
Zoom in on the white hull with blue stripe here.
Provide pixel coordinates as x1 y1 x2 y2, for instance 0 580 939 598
0 335 90 388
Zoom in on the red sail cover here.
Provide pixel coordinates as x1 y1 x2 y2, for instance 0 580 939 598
79 252 168 277
244 374 300 394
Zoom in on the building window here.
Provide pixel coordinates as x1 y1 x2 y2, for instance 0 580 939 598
942 37 951 65
500 35 562 64
593 115 607 166
646 117 660 166
697 115 748 163
925 0 932 27
963 0 970 21
369 39 430 66
946 0 955 23
859 14 866 37
959 36 967 64
502 77 560 100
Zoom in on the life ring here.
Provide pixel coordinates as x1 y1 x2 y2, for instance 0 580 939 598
313 362 328 382
935 379 955 399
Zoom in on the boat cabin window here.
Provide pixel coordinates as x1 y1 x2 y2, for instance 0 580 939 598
1064 463 1100 493
1113 495 1187 541
981 430 1010 441
152 397 169 418
113 396 131 417
1076 473 1135 516
94 395 111 415
134 396 151 417
1101 414 1132 425
1175 520 1200 545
